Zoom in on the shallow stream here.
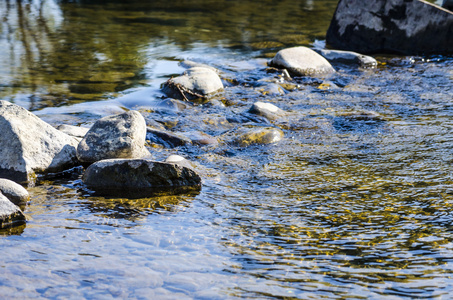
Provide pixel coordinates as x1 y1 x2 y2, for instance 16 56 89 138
1 0 453 299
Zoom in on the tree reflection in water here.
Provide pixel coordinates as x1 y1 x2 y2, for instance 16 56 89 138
1 0 63 110
0 0 145 110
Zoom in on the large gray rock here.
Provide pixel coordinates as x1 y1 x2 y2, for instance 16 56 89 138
326 0 453 55
315 49 377 67
269 47 336 76
83 159 202 198
0 179 29 205
0 193 26 228
162 67 224 101
0 101 79 183
77 111 149 164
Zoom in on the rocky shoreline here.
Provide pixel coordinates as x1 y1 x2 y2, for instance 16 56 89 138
0 44 377 227
1 0 451 228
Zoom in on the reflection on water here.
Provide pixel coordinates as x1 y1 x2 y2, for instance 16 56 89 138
0 0 338 110
1 0 453 299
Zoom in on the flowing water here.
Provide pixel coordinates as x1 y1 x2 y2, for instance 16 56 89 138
1 0 453 299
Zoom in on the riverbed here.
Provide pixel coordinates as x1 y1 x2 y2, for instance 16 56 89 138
1 0 453 299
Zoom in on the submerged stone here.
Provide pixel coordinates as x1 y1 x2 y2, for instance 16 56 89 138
162 67 224 101
269 47 336 76
326 0 453 55
77 111 149 164
0 179 29 205
0 101 79 183
0 193 26 228
146 128 192 148
83 159 202 198
235 127 284 147
182 131 218 146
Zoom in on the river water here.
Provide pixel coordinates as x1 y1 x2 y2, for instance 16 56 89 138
1 0 453 299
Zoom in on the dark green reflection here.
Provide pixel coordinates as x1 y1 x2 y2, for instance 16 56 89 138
0 0 338 109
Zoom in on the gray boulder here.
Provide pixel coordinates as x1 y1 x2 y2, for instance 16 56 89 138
326 0 453 55
0 193 26 228
0 101 79 183
315 49 377 67
269 47 336 76
162 67 224 101
83 159 202 198
0 179 29 205
77 111 149 164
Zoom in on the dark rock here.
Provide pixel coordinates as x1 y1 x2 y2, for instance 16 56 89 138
326 0 453 55
269 47 335 76
444 0 453 10
146 128 192 148
0 179 29 205
0 101 79 183
83 159 202 198
0 193 26 228
77 111 150 164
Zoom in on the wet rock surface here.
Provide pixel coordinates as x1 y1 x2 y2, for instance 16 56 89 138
146 127 192 148
233 127 284 147
326 0 453 55
248 101 285 121
269 46 336 76
0 101 79 183
0 179 30 205
162 67 224 101
77 111 149 164
0 193 26 228
83 159 202 198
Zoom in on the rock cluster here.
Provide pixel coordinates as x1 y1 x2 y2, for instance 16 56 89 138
0 101 205 227
3 1 450 228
